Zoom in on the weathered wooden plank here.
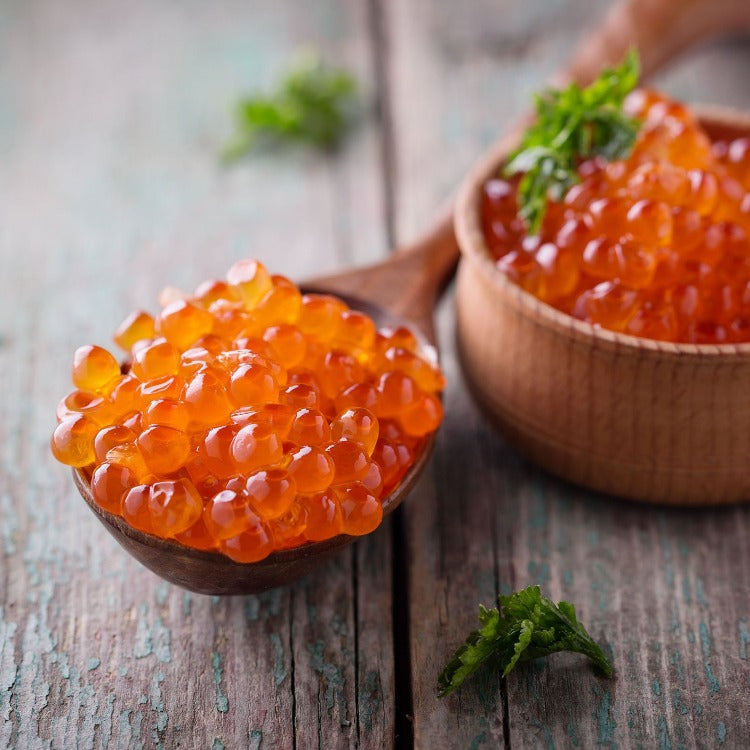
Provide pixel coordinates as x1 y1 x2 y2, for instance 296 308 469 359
0 0 394 747
385 0 750 747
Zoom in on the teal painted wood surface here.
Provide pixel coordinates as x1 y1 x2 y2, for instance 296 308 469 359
2 0 750 747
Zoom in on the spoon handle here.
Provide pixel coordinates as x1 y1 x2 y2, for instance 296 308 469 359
563 0 750 86
304 205 458 343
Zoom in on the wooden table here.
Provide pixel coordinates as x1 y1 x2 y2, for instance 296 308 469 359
2 1 750 747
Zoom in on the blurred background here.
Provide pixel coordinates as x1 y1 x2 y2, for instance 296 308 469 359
3 0 749 312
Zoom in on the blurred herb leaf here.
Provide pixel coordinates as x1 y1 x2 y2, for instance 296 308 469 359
223 52 359 161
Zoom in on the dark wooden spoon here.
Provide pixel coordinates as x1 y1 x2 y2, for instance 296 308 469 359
73 216 459 595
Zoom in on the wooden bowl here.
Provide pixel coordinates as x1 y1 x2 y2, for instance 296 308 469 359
454 106 750 506
73 292 440 594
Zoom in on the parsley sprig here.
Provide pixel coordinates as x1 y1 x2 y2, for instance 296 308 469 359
505 50 641 235
223 52 359 161
437 586 612 697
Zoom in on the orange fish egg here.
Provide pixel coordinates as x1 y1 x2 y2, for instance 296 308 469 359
130 339 181 381
482 89 750 344
137 425 191 474
113 310 155 352
335 483 383 536
53 258 444 561
220 519 273 563
230 363 279 405
326 439 370 485
331 408 379 456
287 445 335 494
226 259 274 308
72 345 121 393
302 492 342 541
288 408 331 447
231 422 283 473
94 424 137 462
51 415 99 467
203 489 256 540
298 294 348 339
91 462 137 514
156 300 214 351
148 479 203 538
246 469 296 520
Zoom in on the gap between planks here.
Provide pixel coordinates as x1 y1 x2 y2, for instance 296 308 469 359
365 0 416 747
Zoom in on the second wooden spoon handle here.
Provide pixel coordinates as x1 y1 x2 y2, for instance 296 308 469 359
564 0 750 86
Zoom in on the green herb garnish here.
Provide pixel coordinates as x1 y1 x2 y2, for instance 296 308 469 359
505 49 641 235
223 52 358 161
437 586 612 697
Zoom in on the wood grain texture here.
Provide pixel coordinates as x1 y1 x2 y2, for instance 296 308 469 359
0 0 394 747
4 0 750 748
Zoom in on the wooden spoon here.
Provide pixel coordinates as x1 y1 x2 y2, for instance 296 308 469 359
74 220 459 595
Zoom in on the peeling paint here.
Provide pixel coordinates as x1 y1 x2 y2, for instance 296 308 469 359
155 583 169 606
566 721 580 747
0 607 18 749
133 604 171 663
657 716 671 750
0 492 17 555
357 670 382 732
467 729 488 750
269 632 286 687
717 721 727 745
244 590 282 622
670 651 684 682
527 560 550 587
671 689 688 715
14 578 55 747
213 651 228 713
592 685 617 747
307 639 348 726
699 622 720 696
149 671 168 748
681 576 691 604
739 620 749 660
118 708 144 750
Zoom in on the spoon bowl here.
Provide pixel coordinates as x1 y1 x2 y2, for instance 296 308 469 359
73 238 459 594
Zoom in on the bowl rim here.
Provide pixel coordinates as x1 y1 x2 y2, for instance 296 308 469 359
454 103 750 362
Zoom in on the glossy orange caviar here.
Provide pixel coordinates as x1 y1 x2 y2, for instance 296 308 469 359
52 260 444 562
481 89 750 343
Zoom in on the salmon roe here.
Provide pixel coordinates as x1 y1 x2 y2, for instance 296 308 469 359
51 260 443 562
482 89 750 343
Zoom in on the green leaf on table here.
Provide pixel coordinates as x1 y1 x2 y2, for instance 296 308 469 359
437 585 612 697
223 52 359 161
505 48 641 235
